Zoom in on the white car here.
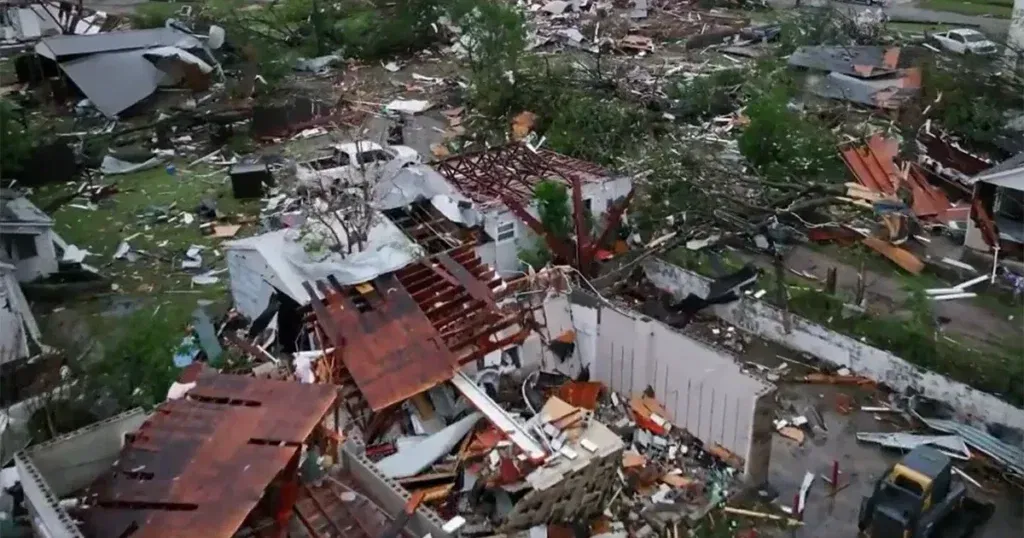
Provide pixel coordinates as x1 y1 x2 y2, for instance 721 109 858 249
930 29 998 55
296 141 421 191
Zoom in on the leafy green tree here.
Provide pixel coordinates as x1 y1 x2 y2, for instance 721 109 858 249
0 99 36 178
738 88 842 185
79 306 192 410
534 180 571 239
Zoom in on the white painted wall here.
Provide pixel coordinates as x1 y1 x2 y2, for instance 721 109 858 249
594 304 772 465
0 264 40 362
478 176 634 277
16 409 149 538
516 294 773 471
643 258 1024 430
1007 0 1024 67
225 247 280 320
1 228 59 282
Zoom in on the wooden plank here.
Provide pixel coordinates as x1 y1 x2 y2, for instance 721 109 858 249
436 252 496 309
862 236 924 274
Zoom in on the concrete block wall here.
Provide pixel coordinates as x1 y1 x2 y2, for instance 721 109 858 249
593 304 775 480
15 408 149 538
643 258 1024 430
339 434 450 538
502 417 624 531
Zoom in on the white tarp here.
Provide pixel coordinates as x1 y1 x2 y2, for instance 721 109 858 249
100 155 167 175
225 209 423 315
373 162 483 226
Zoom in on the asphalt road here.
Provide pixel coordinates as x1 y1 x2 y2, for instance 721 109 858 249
770 0 1012 36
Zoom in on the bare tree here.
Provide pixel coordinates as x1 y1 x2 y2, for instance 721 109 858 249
295 129 405 259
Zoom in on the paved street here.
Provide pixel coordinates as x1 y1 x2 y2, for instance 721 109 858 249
770 0 1013 35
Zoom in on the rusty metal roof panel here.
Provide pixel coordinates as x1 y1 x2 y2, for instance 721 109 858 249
78 373 338 538
313 273 457 411
434 144 611 206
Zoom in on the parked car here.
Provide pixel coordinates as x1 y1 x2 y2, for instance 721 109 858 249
296 141 421 191
929 28 999 55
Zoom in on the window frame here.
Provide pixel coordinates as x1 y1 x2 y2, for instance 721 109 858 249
496 221 516 242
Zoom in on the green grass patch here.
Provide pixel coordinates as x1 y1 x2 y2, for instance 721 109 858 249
918 0 1013 19
662 248 1024 406
30 159 260 300
788 286 1024 406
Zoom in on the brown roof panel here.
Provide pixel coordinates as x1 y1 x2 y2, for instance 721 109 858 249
78 373 338 538
313 273 457 411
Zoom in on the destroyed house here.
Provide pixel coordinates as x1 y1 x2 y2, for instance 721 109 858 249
33 27 217 118
0 190 60 282
434 144 634 276
788 46 922 110
0 1 106 43
12 368 427 538
965 152 1024 256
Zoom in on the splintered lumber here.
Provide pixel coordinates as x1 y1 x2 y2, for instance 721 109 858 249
778 426 806 445
724 506 802 524
799 373 875 386
862 236 924 274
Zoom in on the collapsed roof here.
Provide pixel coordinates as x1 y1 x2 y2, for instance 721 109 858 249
434 143 615 208
35 28 215 118
76 369 338 538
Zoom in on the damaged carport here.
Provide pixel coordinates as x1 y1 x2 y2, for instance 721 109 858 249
34 27 218 118
302 243 540 443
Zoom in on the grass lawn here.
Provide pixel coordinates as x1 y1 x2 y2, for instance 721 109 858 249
918 0 1014 19
29 159 263 340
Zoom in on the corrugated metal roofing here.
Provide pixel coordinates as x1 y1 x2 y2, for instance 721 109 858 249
77 371 338 538
788 46 901 78
58 50 165 118
975 152 1024 190
919 416 1024 478
978 152 1024 178
35 27 200 59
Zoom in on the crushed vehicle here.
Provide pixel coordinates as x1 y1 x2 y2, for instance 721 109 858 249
295 140 421 190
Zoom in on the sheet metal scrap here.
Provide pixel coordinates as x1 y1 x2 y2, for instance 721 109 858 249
918 417 1024 478
77 370 338 538
808 67 921 110
788 46 901 78
856 432 972 460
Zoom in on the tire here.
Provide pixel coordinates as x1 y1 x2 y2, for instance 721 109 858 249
858 498 871 532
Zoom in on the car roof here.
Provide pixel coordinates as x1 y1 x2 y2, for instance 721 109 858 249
948 28 983 36
335 141 385 155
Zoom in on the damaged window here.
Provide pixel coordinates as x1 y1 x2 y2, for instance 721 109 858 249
994 188 1023 221
496 222 516 242
2 234 37 259
356 150 391 165
326 149 352 167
